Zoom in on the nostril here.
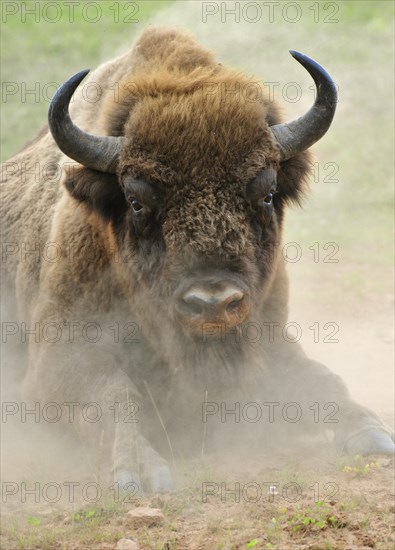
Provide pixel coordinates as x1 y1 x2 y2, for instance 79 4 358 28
226 298 243 313
183 298 203 315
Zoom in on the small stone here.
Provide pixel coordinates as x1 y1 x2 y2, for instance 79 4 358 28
125 507 164 528
63 516 72 525
116 538 140 550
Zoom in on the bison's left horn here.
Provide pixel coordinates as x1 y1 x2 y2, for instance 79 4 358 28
48 69 125 173
270 51 337 161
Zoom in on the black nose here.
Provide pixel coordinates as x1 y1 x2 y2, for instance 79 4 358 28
175 282 250 330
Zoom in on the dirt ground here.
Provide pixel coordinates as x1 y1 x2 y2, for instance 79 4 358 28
1 453 394 549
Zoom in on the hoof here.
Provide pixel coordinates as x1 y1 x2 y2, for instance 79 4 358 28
345 429 395 456
149 465 174 493
114 470 143 496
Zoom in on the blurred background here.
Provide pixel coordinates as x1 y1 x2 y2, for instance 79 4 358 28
2 0 394 422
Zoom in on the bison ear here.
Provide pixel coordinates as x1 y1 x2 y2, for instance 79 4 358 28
64 166 127 221
276 150 312 205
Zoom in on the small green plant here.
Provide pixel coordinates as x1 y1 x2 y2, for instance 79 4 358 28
246 539 258 548
279 501 342 534
72 509 97 522
341 455 380 477
27 516 41 527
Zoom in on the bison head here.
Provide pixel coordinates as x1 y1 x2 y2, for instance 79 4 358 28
48 36 336 358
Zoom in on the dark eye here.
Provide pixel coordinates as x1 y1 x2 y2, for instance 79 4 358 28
131 199 144 213
262 192 273 206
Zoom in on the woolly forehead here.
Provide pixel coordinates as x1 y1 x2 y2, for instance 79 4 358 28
118 78 280 188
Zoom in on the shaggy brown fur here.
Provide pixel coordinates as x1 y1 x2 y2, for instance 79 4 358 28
1 27 392 488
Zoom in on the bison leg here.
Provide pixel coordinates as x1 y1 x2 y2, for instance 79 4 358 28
22 329 173 493
113 427 173 493
267 344 394 456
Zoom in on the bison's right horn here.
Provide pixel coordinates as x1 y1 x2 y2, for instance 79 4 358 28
48 69 125 173
270 51 337 161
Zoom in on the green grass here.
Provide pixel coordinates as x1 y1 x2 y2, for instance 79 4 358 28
339 0 394 26
1 0 173 161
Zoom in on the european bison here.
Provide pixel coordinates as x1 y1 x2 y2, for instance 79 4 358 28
1 27 393 492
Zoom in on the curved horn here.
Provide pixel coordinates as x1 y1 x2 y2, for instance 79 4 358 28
270 50 337 161
48 69 125 173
